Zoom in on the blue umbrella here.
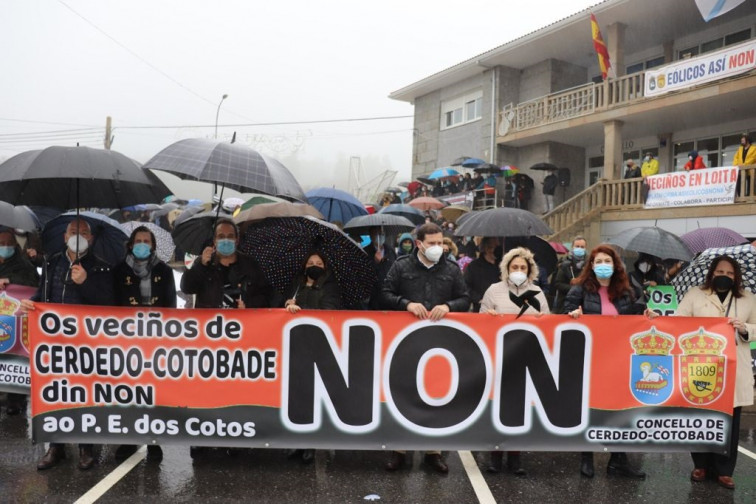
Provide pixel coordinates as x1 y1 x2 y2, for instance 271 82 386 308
461 158 486 168
377 204 425 226
305 188 368 224
428 167 461 180
41 211 128 265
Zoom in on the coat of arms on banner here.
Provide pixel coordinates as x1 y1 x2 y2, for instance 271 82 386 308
630 327 674 405
680 328 727 405
0 294 20 353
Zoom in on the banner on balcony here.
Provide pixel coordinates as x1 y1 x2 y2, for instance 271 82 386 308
0 285 36 394
29 305 737 453
645 39 755 97
438 191 475 208
643 166 738 209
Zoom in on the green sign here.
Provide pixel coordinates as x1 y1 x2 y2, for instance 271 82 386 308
646 285 678 315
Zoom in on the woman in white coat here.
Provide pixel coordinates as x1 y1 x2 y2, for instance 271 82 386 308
657 255 755 490
480 246 550 476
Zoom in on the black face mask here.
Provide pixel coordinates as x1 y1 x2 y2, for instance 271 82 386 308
712 275 734 292
306 266 325 281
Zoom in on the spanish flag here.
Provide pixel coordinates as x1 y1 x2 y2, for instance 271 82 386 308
590 13 611 80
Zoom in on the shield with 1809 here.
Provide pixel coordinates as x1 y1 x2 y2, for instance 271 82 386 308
679 328 727 405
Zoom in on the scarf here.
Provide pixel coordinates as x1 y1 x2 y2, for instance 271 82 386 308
125 253 159 305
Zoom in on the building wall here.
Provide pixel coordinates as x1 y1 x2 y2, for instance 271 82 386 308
412 91 441 180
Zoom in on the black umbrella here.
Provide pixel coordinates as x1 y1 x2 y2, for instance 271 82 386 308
607 227 693 262
42 211 128 265
451 156 472 166
504 236 558 274
378 204 425 226
0 146 171 209
240 216 377 308
143 138 306 201
530 162 559 171
172 210 232 256
454 208 553 237
0 202 41 232
343 213 415 236
472 163 500 173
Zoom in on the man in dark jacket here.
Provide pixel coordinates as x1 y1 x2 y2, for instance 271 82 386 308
381 223 469 474
21 219 114 471
464 237 501 312
364 227 397 309
181 219 273 309
552 236 587 314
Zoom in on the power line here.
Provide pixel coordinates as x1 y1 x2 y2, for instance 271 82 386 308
115 115 414 130
0 128 102 138
0 117 99 128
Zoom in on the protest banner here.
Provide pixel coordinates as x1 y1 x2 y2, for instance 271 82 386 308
0 285 37 394
30 305 736 453
644 166 738 209
438 191 474 208
646 286 678 316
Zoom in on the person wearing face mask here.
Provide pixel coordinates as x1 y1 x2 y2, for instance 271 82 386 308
647 255 755 490
0 229 39 416
465 236 502 312
381 222 469 474
641 152 659 177
552 236 587 314
396 232 414 257
564 245 645 480
364 227 397 309
181 219 273 309
628 253 666 306
684 150 706 171
20 218 114 471
480 247 549 477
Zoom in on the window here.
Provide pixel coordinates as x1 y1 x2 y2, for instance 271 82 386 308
721 133 743 166
679 46 699 59
725 29 751 46
440 90 483 130
673 141 695 170
626 56 666 75
645 56 665 69
697 137 720 167
701 38 723 54
680 28 752 60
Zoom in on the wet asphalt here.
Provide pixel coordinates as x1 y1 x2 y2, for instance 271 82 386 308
2 394 756 503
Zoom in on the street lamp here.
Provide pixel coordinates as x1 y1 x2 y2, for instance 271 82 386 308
214 94 228 139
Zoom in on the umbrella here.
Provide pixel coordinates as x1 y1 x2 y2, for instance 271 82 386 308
171 209 232 256
472 163 501 173
234 202 324 233
454 208 553 237
451 156 472 166
405 181 423 196
42 211 128 265
428 167 461 180
440 204 471 223
343 213 415 236
672 244 756 300
679 227 748 254
0 202 41 232
172 205 207 227
530 162 559 171
408 197 446 211
378 204 425 225
460 158 486 168
120 221 176 263
500 165 520 177
239 216 377 307
240 194 285 211
550 241 569 254
607 226 693 262
143 138 305 201
152 202 180 217
305 188 368 224
504 236 558 274
0 146 171 209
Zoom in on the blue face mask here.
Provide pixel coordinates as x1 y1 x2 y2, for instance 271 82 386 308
216 239 236 256
594 264 614 279
0 246 15 259
573 247 586 258
132 243 152 260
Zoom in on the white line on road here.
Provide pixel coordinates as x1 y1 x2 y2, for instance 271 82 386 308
458 451 496 504
73 446 146 504
738 445 756 460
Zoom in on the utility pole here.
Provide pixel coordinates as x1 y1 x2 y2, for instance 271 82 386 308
104 116 113 150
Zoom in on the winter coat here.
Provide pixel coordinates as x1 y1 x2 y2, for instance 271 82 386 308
285 270 341 310
624 165 641 179
0 247 39 287
113 258 177 307
641 158 659 176
480 257 551 316
684 156 706 170
464 257 500 312
733 145 756 166
676 287 756 407
32 251 114 306
382 251 469 312
181 253 273 309
552 256 584 314
563 284 641 315
628 260 667 305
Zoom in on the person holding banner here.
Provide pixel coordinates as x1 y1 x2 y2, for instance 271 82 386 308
0 229 39 416
480 246 550 477
382 222 470 474
564 245 646 479
652 255 755 490
20 218 114 471
112 226 177 462
684 150 706 171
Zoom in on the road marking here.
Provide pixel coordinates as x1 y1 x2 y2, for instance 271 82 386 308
458 451 496 504
738 445 756 460
73 446 146 504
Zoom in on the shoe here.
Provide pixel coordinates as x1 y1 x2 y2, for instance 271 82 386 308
486 451 503 473
580 452 594 478
508 452 526 476
606 453 645 479
78 446 95 470
147 445 163 462
717 476 735 489
690 468 706 482
385 451 406 471
115 444 138 461
37 445 66 470
301 449 315 464
424 453 449 474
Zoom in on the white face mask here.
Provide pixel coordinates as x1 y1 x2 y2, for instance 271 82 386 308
422 244 444 264
66 235 89 254
509 271 528 286
638 262 651 273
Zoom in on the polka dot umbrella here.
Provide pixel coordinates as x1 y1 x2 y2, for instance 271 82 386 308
240 216 377 308
121 221 176 263
671 244 756 300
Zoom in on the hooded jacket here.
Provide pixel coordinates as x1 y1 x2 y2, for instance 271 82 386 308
684 151 706 170
480 247 550 315
396 233 414 257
